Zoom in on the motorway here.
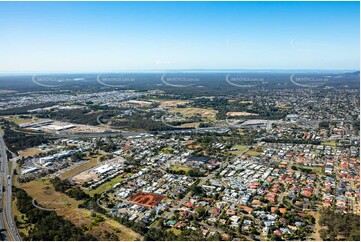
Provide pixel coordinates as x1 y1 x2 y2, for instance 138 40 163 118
13 126 232 140
0 135 22 241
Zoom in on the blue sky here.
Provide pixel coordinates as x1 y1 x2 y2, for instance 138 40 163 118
0 1 359 72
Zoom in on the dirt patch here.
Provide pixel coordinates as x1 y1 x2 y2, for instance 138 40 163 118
180 122 200 128
310 212 325 241
170 107 217 119
227 111 258 117
19 148 44 158
160 100 189 107
129 192 164 207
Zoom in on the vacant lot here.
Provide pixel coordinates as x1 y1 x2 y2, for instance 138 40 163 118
294 165 324 175
19 148 44 158
227 111 258 117
180 122 200 128
170 107 217 119
170 165 192 173
129 192 164 207
86 175 126 196
61 156 100 180
239 100 253 104
160 100 189 107
4 115 35 124
19 179 142 240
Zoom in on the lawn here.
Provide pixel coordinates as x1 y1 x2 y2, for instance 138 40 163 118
85 175 125 196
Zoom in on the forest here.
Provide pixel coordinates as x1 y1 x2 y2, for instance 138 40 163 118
3 125 49 152
318 207 360 241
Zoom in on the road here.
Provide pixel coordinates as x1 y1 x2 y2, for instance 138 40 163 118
0 140 6 240
13 125 232 141
0 135 22 241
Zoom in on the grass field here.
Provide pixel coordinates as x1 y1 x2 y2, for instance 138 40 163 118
60 156 100 179
168 228 181 236
169 107 217 119
170 165 192 173
5 115 35 124
246 150 262 157
230 145 248 155
19 179 141 240
159 100 189 107
321 140 337 147
13 118 33 124
294 165 324 175
159 147 175 154
85 175 125 196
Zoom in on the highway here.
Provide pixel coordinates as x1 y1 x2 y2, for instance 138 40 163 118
12 126 231 141
0 141 6 240
0 135 22 241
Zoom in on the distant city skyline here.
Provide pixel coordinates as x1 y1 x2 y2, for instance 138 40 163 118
0 1 359 72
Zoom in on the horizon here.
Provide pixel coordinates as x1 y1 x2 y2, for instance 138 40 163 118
0 68 360 76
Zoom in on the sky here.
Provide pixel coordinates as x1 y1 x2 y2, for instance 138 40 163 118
0 1 359 72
